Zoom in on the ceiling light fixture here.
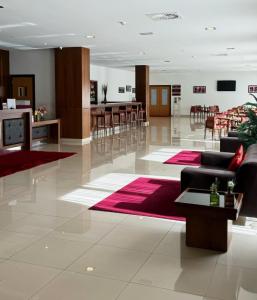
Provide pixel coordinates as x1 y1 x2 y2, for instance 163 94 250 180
227 47 235 50
139 32 154 36
43 42 48 46
86 34 95 39
118 21 127 26
164 60 171 63
146 12 181 21
205 26 216 31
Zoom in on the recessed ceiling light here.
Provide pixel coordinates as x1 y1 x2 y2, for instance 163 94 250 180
146 12 181 21
43 42 48 46
86 35 95 39
139 32 154 36
85 267 95 272
205 26 216 31
164 60 171 63
118 21 127 26
139 51 146 55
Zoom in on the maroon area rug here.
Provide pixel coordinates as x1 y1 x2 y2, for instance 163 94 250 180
90 177 185 221
0 150 75 177
164 150 202 166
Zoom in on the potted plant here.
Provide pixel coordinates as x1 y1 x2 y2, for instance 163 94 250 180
237 94 257 149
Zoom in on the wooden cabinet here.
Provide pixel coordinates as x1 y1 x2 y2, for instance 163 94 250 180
0 49 10 103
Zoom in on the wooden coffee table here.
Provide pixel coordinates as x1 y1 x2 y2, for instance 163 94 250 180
175 188 243 252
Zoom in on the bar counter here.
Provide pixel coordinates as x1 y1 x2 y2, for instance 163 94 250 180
90 101 142 109
90 101 143 131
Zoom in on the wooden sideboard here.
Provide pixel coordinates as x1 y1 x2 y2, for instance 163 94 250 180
32 119 60 144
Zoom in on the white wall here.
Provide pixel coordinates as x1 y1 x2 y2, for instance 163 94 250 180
90 64 135 103
9 49 56 118
150 71 257 115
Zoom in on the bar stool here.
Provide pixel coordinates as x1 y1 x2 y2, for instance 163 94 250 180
112 105 127 131
138 108 146 125
93 109 113 136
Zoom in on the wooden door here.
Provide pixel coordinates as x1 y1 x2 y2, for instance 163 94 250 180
11 75 35 111
150 85 171 117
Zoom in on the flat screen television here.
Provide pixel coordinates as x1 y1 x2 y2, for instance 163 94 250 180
217 80 236 91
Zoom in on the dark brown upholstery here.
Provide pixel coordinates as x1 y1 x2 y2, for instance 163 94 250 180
180 144 257 217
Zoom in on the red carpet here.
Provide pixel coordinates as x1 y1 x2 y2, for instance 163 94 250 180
164 150 201 166
0 150 75 177
90 177 185 221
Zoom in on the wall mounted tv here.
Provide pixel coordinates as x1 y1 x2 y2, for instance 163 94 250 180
217 80 236 91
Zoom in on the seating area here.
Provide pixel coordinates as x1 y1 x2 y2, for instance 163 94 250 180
1 1 257 300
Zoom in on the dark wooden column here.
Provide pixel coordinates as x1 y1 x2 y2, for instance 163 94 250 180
135 65 150 122
55 47 90 141
0 49 10 103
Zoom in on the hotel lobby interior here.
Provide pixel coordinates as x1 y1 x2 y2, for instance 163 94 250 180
1 0 257 299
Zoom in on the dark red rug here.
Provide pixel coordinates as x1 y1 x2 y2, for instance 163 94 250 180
0 150 75 177
90 177 184 221
164 150 202 166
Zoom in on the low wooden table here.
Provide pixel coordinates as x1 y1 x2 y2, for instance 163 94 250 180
175 188 243 252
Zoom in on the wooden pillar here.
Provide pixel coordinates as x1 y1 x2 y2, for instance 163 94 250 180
0 49 10 103
135 65 150 122
55 47 91 143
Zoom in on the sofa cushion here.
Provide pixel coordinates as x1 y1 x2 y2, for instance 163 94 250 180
228 145 244 171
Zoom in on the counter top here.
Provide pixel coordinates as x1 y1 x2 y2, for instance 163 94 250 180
90 102 142 108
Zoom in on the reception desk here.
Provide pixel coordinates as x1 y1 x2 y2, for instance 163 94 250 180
0 109 61 150
0 109 32 150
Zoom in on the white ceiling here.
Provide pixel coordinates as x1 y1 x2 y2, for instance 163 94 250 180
1 0 257 72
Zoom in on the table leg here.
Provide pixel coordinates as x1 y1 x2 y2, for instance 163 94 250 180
186 216 232 252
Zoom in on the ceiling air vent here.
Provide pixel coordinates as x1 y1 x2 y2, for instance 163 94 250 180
146 13 181 21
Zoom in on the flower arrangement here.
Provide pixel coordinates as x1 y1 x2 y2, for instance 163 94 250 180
34 105 47 121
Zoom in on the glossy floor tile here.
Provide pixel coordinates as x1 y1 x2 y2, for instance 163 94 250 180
0 117 256 300
0 260 60 300
30 271 127 300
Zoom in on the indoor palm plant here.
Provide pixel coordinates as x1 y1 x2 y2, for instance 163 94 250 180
237 94 257 149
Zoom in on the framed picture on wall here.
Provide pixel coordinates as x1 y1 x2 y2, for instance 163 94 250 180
248 85 257 93
193 86 206 94
172 85 181 96
118 87 125 93
126 85 132 92
132 88 136 93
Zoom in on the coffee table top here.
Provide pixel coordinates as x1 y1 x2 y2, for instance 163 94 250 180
175 188 243 220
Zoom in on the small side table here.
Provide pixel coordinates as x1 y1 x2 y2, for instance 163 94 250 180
175 188 243 252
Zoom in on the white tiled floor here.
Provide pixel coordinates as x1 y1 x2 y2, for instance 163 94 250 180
0 116 256 299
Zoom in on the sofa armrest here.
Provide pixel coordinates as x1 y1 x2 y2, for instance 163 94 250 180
220 137 242 153
201 151 234 168
181 167 235 192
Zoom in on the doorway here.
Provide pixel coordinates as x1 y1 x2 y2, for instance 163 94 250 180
150 85 171 117
10 75 35 111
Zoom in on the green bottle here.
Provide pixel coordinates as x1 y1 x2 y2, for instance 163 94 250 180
210 179 220 206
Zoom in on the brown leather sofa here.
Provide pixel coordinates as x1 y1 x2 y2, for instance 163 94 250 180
220 131 242 153
181 144 257 217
